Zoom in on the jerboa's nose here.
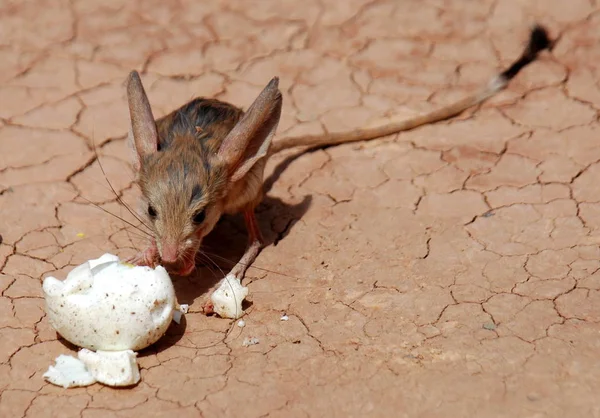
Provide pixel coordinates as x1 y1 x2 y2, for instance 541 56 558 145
160 243 179 264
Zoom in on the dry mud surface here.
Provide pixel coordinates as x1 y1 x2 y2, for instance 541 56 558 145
2 0 600 417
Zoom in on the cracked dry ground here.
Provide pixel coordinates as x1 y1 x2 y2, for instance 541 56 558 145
2 0 600 417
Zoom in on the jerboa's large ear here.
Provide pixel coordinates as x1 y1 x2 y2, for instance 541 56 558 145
217 77 282 183
126 70 158 170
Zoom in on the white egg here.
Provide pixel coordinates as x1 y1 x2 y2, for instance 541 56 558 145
43 253 176 352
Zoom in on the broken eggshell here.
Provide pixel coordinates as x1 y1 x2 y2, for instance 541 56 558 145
43 253 176 352
210 273 249 319
77 349 140 386
44 349 140 388
43 354 97 388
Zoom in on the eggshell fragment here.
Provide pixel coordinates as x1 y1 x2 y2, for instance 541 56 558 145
172 304 189 324
43 354 96 388
43 253 176 351
210 274 248 319
44 350 141 388
78 349 140 386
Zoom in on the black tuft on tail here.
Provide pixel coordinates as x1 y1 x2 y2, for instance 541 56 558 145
500 24 552 81
528 25 552 53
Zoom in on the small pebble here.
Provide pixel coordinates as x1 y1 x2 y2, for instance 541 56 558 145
242 337 259 347
483 322 496 330
280 314 289 321
237 319 245 328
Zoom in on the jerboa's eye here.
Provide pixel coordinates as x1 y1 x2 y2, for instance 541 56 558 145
193 210 206 224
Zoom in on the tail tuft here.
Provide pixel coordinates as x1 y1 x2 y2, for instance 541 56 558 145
528 25 552 56
500 24 552 81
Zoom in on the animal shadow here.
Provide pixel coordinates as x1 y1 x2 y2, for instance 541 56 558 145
170 192 312 307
